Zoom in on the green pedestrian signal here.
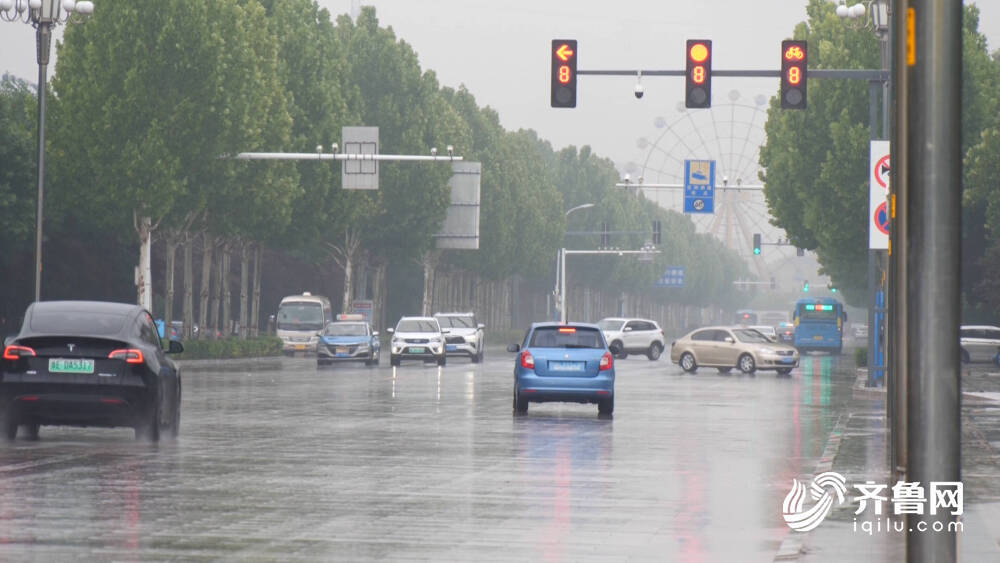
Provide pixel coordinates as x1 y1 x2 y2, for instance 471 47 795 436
803 280 810 292
752 233 762 255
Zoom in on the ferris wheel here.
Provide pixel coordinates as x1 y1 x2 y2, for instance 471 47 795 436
624 90 794 277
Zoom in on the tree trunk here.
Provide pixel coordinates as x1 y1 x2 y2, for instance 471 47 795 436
251 243 262 337
372 256 388 331
164 234 178 331
210 237 222 339
239 240 249 339
421 249 442 316
135 214 153 310
221 241 232 337
183 235 194 339
199 233 213 340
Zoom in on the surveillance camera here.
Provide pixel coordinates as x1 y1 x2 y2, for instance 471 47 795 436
634 82 645 99
624 173 631 183
330 143 339 154
316 144 323 153
430 147 438 156
446 145 454 156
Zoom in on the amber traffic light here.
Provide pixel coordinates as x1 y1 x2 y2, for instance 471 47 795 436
551 40 578 108
780 40 807 110
685 40 712 108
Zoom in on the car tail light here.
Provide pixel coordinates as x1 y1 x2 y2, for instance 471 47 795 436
520 350 535 369
3 345 35 360
600 352 613 371
558 327 576 333
109 349 144 364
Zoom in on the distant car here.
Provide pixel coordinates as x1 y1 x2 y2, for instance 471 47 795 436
1 301 183 442
777 322 795 344
388 316 446 366
959 325 1000 364
669 325 800 375
597 317 665 360
749 325 778 341
316 314 380 367
507 322 617 416
434 312 485 363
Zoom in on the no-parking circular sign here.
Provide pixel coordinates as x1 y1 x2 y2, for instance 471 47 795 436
874 201 890 235
869 141 890 249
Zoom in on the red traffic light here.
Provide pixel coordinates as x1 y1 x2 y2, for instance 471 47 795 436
551 39 578 108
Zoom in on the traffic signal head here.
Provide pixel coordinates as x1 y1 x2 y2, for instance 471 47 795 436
685 40 712 108
827 282 838 293
752 233 762 255
770 276 777 290
652 220 661 245
780 40 807 110
551 40 578 108
803 280 810 292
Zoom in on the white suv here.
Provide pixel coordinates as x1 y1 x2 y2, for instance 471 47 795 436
598 317 665 360
959 325 1000 364
388 317 447 366
434 312 486 363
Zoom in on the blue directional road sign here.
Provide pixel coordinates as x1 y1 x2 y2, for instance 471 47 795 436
655 266 686 288
684 160 715 214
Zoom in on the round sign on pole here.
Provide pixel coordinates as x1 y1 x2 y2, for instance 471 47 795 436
874 155 890 190
874 201 890 235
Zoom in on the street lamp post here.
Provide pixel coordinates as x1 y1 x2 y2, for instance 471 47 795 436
556 203 595 321
1 0 94 302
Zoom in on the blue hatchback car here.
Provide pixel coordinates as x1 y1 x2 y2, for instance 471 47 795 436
316 315 380 367
507 322 617 416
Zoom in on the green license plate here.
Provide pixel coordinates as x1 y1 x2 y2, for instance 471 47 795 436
49 358 95 374
409 347 425 354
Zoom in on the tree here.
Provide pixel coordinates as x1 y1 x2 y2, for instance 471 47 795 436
0 76 37 314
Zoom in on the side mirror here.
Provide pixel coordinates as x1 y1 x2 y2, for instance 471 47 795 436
478 323 485 329
167 340 184 354
725 337 735 344
507 344 520 353
387 328 394 334
623 327 633 332
608 341 623 355
372 331 380 337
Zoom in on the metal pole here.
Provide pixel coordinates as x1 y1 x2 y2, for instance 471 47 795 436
33 22 52 303
906 0 962 559
560 247 567 323
867 80 881 387
890 0 909 485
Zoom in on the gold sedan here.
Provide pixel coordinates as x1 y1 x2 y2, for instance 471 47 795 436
669 325 799 375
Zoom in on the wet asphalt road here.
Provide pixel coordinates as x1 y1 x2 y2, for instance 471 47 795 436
0 346 858 561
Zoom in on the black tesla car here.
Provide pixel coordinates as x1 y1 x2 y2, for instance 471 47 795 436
1 301 183 442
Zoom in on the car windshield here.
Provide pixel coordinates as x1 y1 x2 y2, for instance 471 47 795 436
30 311 127 335
436 316 475 329
277 302 325 331
397 319 439 333
598 319 625 331
750 326 776 336
529 327 604 349
323 323 367 336
734 329 773 343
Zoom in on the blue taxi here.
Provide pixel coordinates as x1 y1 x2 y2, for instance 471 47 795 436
316 314 380 367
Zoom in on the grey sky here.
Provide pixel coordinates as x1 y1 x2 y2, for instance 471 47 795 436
2 0 998 176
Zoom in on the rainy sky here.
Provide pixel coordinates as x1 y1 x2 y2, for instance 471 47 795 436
2 1 998 176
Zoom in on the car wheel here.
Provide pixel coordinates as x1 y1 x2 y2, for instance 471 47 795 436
390 354 400 367
716 367 732 374
646 342 663 361
23 423 40 441
598 395 614 417
135 397 162 443
612 341 627 359
738 354 757 375
777 368 793 376
471 349 480 364
513 387 528 415
2 413 17 442
680 352 697 373
960 349 970 364
437 355 446 367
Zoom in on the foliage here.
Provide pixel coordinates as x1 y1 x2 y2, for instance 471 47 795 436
173 336 282 360
855 346 867 368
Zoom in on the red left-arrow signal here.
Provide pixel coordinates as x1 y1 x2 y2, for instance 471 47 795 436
556 44 575 61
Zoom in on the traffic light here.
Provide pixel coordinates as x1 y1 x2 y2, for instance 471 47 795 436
770 276 777 290
551 40 577 108
827 282 838 293
652 220 661 245
685 40 712 108
803 280 810 292
780 40 807 110
752 233 762 255
601 222 609 247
